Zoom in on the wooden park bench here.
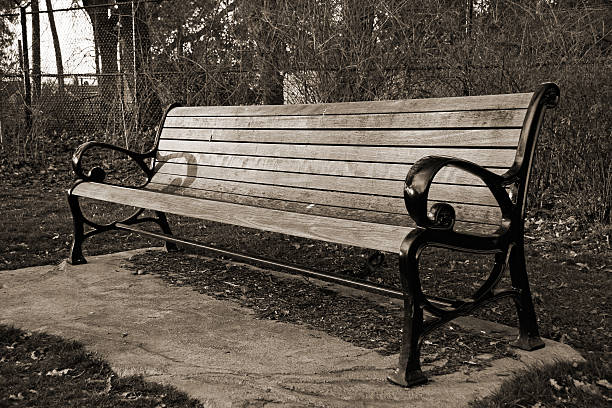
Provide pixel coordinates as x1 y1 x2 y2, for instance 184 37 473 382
67 82 560 387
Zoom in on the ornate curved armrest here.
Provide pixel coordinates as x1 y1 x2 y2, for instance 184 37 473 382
72 141 156 183
404 156 513 230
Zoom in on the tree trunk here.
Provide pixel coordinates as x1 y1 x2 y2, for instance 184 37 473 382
176 25 183 58
19 8 32 131
45 0 64 94
83 0 119 104
31 0 41 104
117 0 162 128
257 0 285 105
336 0 376 101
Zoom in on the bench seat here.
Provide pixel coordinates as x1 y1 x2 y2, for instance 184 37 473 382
71 182 414 253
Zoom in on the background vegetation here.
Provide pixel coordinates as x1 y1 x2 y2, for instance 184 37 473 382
0 0 610 220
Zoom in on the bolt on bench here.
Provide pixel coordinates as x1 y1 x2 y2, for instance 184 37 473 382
67 83 560 387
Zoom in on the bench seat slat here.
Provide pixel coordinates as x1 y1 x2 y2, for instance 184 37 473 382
157 141 517 168
72 182 500 252
159 128 522 148
164 109 527 130
154 153 507 182
71 182 413 253
149 168 500 207
167 93 533 117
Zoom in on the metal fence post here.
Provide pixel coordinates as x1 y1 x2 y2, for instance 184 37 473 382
19 6 31 131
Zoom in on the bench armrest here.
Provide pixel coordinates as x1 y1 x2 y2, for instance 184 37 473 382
404 156 513 231
72 141 156 183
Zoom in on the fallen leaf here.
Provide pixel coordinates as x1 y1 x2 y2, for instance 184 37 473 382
121 391 141 400
549 378 563 391
596 379 612 389
576 262 590 270
46 368 72 376
102 374 114 394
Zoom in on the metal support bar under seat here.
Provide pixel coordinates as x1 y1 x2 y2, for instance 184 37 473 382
114 222 456 307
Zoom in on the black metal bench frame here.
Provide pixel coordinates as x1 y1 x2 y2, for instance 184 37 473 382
67 83 560 387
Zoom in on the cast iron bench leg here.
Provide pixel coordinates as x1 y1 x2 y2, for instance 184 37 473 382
388 230 428 387
155 211 179 252
67 194 87 265
509 241 545 350
67 195 180 265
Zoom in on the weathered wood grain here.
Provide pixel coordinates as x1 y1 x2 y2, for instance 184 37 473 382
153 153 508 182
159 128 522 147
164 109 526 130
147 175 499 220
167 93 532 117
144 182 501 227
157 141 517 168
149 168 499 206
72 182 500 252
72 182 412 253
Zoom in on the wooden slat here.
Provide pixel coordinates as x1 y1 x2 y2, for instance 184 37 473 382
154 161 491 186
149 173 405 212
144 181 502 225
154 153 508 182
146 185 416 227
149 166 499 206
158 128 522 148
71 182 413 253
157 140 517 168
72 182 500 251
164 109 526 130
147 173 499 216
167 93 533 117
153 165 400 196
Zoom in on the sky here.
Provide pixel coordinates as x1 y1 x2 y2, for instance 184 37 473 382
10 0 96 75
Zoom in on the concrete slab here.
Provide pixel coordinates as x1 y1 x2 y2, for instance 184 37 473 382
0 249 584 407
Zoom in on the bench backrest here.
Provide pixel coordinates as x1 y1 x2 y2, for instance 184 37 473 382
148 90 548 239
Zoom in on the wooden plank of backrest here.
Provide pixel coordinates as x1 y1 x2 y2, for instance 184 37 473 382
154 161 487 187
147 94 532 237
154 153 507 183
159 128 522 148
71 182 414 253
153 165 401 197
147 173 500 216
157 140 517 168
145 183 414 227
167 92 533 117
149 166 499 207
144 182 502 228
164 109 527 130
